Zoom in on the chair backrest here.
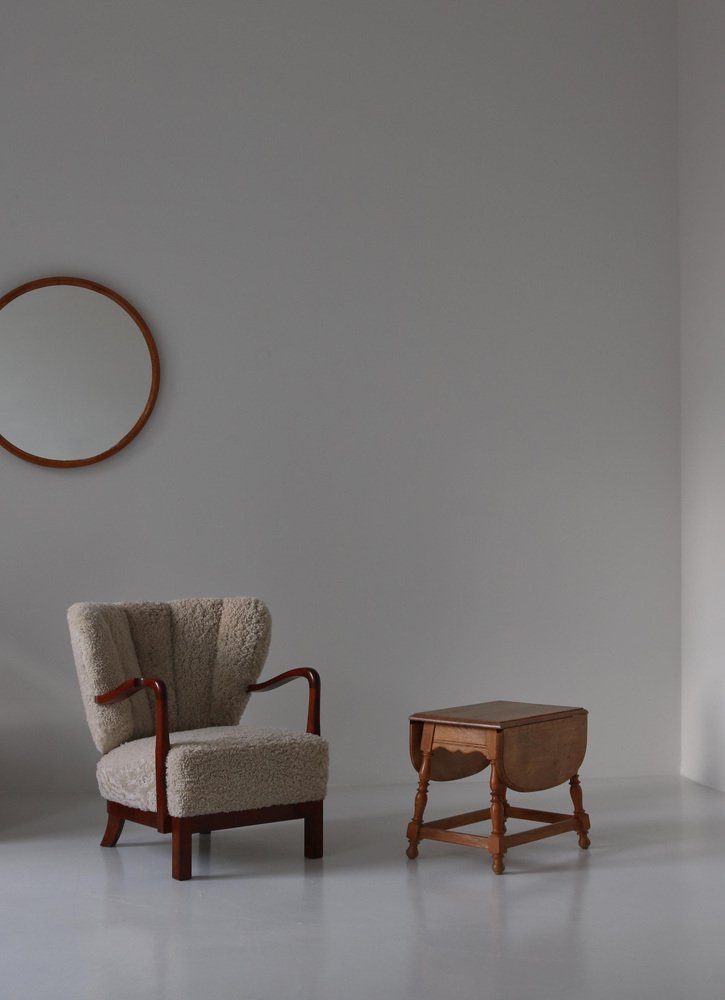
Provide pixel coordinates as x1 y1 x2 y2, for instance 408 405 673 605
68 597 271 754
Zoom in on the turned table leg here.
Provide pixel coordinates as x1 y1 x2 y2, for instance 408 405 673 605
489 762 507 874
569 773 591 849
406 726 434 859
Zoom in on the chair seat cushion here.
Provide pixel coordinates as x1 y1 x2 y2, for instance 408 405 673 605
96 726 329 817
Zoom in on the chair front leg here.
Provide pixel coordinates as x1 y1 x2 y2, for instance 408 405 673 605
172 818 193 880
304 801 324 859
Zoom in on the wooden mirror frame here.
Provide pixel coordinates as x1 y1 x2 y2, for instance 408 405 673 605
0 276 160 468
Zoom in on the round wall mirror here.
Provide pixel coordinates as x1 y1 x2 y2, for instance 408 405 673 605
0 276 160 468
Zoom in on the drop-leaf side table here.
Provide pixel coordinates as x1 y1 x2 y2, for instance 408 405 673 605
406 700 591 873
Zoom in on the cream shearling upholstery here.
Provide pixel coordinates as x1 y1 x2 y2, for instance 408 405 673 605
68 598 328 878
96 725 328 816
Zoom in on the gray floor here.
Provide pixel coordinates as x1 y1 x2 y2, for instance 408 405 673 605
1 776 724 1000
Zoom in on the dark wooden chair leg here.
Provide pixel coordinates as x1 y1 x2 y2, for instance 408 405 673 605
569 773 591 849
100 811 125 847
172 818 193 880
304 801 324 859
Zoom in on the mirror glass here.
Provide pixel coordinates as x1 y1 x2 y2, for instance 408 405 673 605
0 277 160 467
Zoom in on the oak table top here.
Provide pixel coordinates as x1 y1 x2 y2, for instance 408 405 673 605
409 700 587 729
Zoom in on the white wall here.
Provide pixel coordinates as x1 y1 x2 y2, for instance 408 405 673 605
0 0 680 793
680 1 725 793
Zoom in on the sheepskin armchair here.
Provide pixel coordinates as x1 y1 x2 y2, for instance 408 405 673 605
68 597 328 880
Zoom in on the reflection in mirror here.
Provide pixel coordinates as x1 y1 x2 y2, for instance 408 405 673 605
0 277 160 467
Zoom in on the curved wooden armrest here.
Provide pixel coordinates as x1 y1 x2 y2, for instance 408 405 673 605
247 668 321 736
95 677 170 832
96 676 167 707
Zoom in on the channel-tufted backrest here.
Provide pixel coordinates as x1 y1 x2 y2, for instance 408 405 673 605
68 598 272 754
